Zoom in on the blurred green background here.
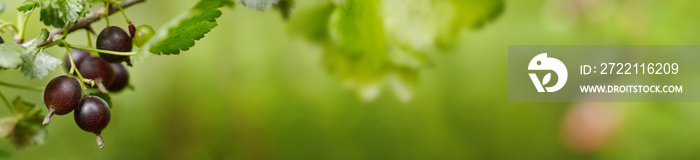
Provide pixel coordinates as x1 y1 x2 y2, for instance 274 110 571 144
2 0 700 159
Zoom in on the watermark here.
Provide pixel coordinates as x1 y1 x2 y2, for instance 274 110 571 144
528 53 568 92
509 46 693 102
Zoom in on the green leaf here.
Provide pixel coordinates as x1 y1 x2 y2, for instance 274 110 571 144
289 0 503 102
7 119 47 149
1 97 47 149
140 0 233 57
238 0 278 11
17 1 37 16
31 28 50 46
20 51 62 79
36 0 91 28
17 1 36 12
0 117 17 138
20 29 62 79
288 1 334 42
0 43 26 69
0 29 59 78
330 0 388 65
11 96 40 120
59 0 90 23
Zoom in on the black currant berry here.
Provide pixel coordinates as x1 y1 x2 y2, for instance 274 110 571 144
107 64 129 92
79 57 115 93
74 96 111 148
96 26 132 63
0 36 4 44
43 75 82 125
63 49 92 75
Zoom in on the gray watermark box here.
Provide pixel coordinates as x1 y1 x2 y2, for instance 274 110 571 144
509 45 697 102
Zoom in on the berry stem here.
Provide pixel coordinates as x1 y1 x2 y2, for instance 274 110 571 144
0 89 15 116
63 44 94 96
66 43 136 56
16 7 35 44
38 0 145 47
61 23 72 40
111 1 132 24
42 107 55 125
86 30 93 48
103 1 111 26
96 133 104 148
95 79 109 93
0 22 18 35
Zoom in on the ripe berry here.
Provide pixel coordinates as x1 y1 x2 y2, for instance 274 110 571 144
63 49 92 75
0 36 4 44
74 96 111 148
96 26 132 63
133 25 155 47
107 64 129 92
79 57 115 93
43 75 82 125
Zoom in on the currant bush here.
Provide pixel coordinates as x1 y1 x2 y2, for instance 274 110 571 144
0 0 254 149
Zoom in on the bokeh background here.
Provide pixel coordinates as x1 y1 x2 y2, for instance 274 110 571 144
2 0 700 159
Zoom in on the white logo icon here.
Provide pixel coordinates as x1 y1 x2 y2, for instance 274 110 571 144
528 53 567 92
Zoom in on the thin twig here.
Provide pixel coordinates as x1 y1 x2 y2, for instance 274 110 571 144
0 89 14 115
0 81 42 92
39 0 145 47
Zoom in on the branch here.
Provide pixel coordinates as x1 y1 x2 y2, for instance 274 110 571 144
39 0 145 47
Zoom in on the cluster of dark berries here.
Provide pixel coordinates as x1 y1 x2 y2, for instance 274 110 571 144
43 75 111 148
65 26 132 93
43 25 141 148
